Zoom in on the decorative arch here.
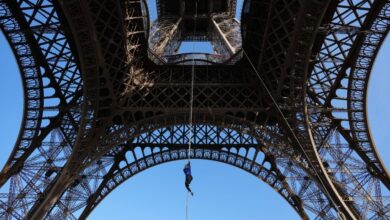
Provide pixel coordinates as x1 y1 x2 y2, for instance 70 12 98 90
1 0 388 219
79 148 307 219
0 2 83 219
46 123 339 219
304 1 390 218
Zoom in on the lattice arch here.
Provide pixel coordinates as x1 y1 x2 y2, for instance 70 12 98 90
78 148 305 219
43 123 341 220
0 0 389 219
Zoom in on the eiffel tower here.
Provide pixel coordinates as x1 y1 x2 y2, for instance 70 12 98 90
0 0 389 219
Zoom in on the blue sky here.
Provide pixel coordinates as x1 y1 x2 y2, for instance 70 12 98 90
0 1 389 219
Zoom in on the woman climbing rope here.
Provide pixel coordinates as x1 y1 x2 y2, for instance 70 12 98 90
183 161 194 196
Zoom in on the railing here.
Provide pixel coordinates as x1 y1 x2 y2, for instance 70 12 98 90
148 50 243 65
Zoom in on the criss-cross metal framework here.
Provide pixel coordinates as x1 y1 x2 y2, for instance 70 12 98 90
0 0 389 219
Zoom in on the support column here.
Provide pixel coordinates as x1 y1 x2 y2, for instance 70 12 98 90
210 15 242 55
149 18 182 56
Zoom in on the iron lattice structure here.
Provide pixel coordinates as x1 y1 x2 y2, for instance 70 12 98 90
0 0 389 219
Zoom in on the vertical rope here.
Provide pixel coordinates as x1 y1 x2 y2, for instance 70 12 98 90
187 62 195 160
186 2 198 220
187 0 198 161
185 190 189 220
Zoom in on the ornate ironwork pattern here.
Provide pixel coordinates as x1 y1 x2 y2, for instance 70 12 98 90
0 0 389 219
0 0 82 219
47 124 337 219
306 1 390 218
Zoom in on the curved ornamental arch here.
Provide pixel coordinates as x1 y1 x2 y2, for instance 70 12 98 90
0 0 82 185
46 124 339 220
81 149 302 219
0 0 389 219
0 1 83 219
305 1 390 219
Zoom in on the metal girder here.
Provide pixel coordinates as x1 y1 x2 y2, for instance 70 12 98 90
148 0 243 64
149 18 182 56
156 0 237 18
47 124 337 219
147 15 243 64
0 1 83 218
306 1 390 218
79 147 306 219
24 0 150 218
118 65 268 124
0 0 389 219
0 0 82 185
241 0 301 97
243 0 361 218
210 14 242 55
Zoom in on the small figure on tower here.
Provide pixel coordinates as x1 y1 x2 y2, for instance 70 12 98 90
183 161 194 196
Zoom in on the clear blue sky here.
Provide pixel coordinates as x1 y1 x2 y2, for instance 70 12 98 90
0 1 389 219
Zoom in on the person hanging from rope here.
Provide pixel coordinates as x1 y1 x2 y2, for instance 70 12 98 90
183 161 194 196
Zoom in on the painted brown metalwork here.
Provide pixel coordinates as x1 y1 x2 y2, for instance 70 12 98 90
0 0 389 219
